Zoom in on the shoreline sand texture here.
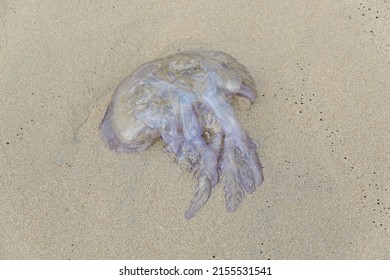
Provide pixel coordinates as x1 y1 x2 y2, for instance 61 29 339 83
1 0 389 259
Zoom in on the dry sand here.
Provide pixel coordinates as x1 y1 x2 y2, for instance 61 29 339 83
1 0 389 259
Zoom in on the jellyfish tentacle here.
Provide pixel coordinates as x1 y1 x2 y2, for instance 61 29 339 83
178 94 218 219
203 76 263 212
236 83 257 103
184 176 212 219
220 136 245 211
160 119 184 154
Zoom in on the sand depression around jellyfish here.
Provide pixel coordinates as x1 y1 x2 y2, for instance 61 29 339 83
100 49 264 219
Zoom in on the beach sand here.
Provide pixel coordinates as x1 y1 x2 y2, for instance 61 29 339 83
1 0 389 259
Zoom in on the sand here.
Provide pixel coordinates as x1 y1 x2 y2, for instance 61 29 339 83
1 0 389 259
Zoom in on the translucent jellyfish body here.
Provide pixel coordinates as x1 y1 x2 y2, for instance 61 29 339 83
100 49 264 219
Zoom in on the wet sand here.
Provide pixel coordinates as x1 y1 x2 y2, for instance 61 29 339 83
1 0 389 259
